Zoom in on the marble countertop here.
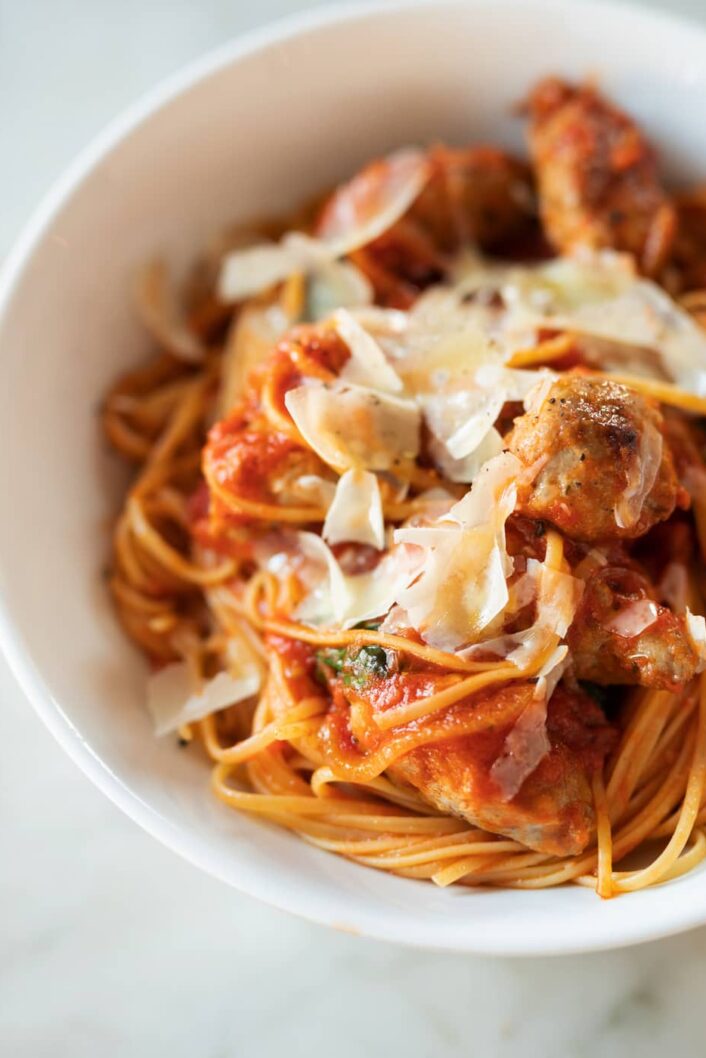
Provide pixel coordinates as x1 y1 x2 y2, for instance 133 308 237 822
4 2 706 1055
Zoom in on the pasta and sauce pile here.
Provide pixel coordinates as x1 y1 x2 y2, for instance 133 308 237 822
104 78 706 896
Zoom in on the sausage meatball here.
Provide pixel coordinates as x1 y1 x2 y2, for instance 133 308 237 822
506 375 679 542
526 77 675 274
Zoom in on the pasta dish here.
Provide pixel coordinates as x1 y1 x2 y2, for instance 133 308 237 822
104 78 706 896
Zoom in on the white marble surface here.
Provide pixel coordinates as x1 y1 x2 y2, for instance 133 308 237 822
4 1 706 1054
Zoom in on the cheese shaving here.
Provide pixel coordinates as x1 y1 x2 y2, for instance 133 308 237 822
219 147 430 306
316 148 431 256
614 419 662 530
323 469 385 549
147 663 261 737
490 645 568 802
533 644 569 702
454 251 706 395
219 233 373 310
490 693 551 801
685 608 706 672
334 308 404 393
460 557 583 669
421 388 505 461
284 474 337 508
306 259 374 319
393 453 520 651
135 260 205 364
294 533 422 628
219 300 290 415
603 598 660 638
428 425 504 484
284 380 420 472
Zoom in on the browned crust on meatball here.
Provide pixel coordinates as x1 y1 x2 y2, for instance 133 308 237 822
526 77 676 274
567 566 698 689
506 375 679 542
388 684 616 857
411 145 537 252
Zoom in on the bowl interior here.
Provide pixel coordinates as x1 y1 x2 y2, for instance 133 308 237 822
2 0 706 954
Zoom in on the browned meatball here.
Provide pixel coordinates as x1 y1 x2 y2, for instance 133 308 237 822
526 77 675 274
316 146 538 307
411 145 537 252
670 191 706 292
506 375 679 542
568 566 698 689
388 684 616 857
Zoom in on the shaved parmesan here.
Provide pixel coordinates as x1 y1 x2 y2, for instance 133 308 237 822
421 388 505 460
147 663 260 737
294 532 422 628
506 570 538 615
379 604 411 635
455 251 706 395
428 425 503 484
334 309 404 393
490 694 550 801
378 303 558 483
533 644 569 702
323 469 385 549
393 324 496 396
316 148 431 256
218 235 310 301
219 300 290 415
294 532 351 626
533 562 583 640
135 260 205 363
614 420 662 530
536 255 706 395
219 232 372 310
522 371 558 415
219 148 429 307
445 452 520 536
307 260 373 319
348 305 410 339
490 646 568 801
423 362 556 457
460 557 583 670
285 380 420 472
393 453 519 651
603 598 660 638
685 608 706 671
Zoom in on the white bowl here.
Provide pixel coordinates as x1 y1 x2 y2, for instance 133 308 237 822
3 0 706 955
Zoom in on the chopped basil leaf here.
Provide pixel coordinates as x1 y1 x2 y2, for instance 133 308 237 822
315 643 391 689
